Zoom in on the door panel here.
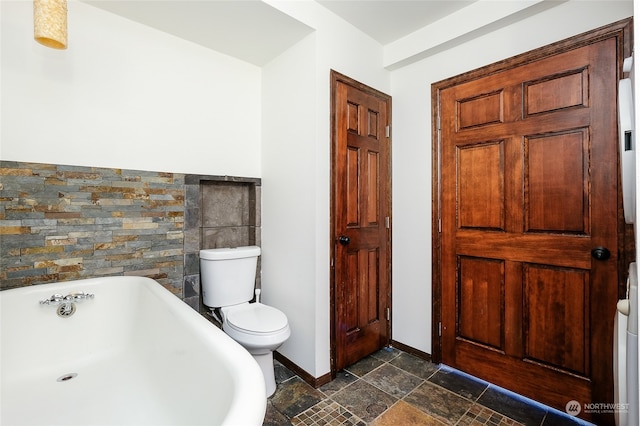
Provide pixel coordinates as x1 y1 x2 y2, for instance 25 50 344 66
524 265 589 375
526 130 588 233
524 68 588 115
458 256 504 349
457 142 504 230
331 71 391 371
437 35 621 424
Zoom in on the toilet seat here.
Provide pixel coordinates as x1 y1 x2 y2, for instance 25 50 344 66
224 303 288 335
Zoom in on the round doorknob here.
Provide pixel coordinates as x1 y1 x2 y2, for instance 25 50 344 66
591 246 611 261
338 235 351 246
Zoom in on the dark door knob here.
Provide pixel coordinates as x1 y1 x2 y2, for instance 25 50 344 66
591 246 611 261
338 235 351 246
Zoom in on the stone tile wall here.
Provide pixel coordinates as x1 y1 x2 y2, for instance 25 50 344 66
0 161 262 310
0 161 185 294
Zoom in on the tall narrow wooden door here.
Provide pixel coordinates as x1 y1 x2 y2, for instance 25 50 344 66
436 26 627 424
331 71 391 372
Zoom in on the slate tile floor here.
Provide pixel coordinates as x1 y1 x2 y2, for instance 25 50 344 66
263 347 594 426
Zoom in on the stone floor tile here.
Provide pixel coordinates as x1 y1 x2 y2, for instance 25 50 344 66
428 367 488 401
274 360 297 384
320 370 359 396
270 376 326 419
362 363 424 398
389 352 440 380
458 404 524 425
541 409 590 426
477 387 547 426
370 346 402 363
263 399 293 426
291 400 366 425
344 355 385 378
370 400 446 426
404 381 474 425
330 380 398 423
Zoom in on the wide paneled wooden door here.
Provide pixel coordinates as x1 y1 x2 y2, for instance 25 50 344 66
438 35 621 423
331 71 391 371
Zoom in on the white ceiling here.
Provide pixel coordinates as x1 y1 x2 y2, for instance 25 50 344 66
82 0 479 66
82 0 315 66
317 1 475 45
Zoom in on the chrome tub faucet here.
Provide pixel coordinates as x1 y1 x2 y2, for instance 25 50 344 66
40 292 94 317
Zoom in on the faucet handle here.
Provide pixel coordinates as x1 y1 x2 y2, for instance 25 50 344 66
69 292 94 303
40 294 64 305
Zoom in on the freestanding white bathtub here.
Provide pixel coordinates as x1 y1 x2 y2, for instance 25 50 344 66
0 276 266 426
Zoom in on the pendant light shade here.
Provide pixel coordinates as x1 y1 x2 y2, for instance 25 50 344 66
34 0 67 49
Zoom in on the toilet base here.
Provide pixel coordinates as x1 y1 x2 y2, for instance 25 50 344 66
252 351 276 397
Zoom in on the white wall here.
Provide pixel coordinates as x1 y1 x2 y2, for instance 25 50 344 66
261 32 319 376
1 1 262 177
261 0 390 377
391 0 634 354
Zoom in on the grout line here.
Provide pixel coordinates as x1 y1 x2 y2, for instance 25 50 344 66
477 385 489 401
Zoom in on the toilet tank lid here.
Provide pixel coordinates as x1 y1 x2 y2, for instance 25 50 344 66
200 246 261 260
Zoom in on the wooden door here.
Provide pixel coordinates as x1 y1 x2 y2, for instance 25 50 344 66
331 71 391 372
435 22 629 424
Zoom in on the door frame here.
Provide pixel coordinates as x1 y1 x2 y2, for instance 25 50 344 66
330 69 393 376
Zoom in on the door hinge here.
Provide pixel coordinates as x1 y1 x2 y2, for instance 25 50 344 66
438 322 442 336
385 216 390 229
385 125 390 138
386 307 391 321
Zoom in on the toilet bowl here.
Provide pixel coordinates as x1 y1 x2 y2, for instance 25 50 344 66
222 302 290 396
222 302 290 352
199 246 290 397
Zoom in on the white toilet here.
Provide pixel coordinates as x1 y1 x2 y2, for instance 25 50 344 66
199 245 290 397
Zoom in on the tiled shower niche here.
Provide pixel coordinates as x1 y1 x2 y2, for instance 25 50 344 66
183 175 261 311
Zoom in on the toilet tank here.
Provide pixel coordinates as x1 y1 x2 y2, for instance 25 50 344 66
199 246 260 308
